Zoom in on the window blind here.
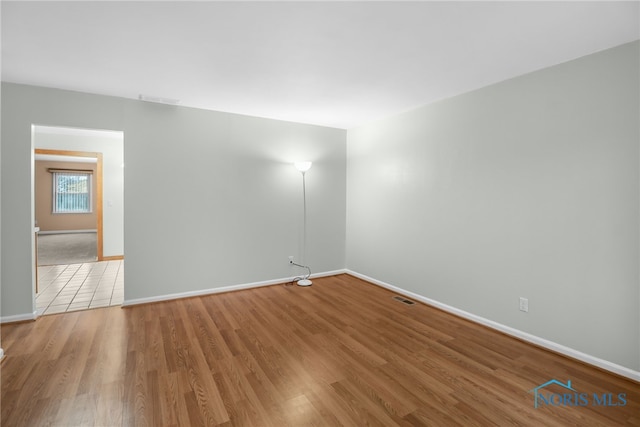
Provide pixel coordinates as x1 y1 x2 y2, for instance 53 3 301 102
53 171 92 213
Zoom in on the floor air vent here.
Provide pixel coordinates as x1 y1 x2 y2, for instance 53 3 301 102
392 295 416 305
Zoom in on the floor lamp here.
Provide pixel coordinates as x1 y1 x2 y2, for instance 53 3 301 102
294 161 312 286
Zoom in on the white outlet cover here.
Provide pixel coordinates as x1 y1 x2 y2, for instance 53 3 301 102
519 297 529 312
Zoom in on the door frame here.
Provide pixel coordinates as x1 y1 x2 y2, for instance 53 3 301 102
34 148 105 261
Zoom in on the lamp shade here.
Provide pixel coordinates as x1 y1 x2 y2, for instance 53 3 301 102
294 161 312 173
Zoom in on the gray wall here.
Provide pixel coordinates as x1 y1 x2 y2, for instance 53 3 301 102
123 101 346 300
0 2 3 355
346 41 639 371
1 83 346 316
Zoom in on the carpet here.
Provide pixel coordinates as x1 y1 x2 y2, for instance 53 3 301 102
37 232 97 266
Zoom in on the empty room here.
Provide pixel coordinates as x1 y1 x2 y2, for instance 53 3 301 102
1 2 639 426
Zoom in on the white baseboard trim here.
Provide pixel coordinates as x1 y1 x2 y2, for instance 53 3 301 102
122 269 347 307
0 310 38 324
345 269 640 382
37 229 97 235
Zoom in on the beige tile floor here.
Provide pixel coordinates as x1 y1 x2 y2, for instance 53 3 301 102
36 260 124 316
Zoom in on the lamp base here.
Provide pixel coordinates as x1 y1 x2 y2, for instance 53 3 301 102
297 279 312 287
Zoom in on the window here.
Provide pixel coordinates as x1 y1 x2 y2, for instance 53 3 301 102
53 171 92 213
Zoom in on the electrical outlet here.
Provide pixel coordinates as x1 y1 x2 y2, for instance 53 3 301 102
519 297 529 312
288 256 294 264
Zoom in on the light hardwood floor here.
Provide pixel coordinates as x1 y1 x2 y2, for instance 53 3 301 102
1 274 638 426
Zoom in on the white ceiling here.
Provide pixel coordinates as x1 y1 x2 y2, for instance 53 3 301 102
2 1 638 129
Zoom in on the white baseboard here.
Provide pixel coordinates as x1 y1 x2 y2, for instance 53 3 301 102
0 310 38 324
345 269 640 382
11 268 636 382
122 269 347 307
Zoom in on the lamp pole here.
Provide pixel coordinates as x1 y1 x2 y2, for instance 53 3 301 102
301 170 308 267
294 161 312 286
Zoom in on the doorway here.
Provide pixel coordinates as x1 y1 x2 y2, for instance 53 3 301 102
32 125 124 315
34 149 103 264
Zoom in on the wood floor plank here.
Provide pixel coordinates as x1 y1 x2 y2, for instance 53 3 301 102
304 384 358 427
2 274 639 426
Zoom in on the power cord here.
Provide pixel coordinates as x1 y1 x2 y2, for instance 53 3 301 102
289 261 311 286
